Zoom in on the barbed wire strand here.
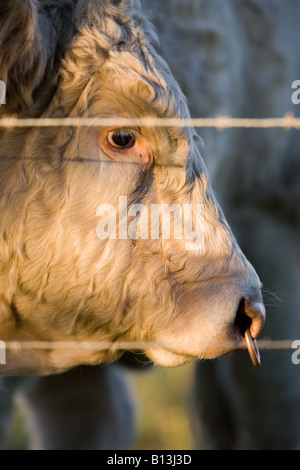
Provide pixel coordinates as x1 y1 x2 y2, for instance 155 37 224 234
0 339 298 352
0 113 299 129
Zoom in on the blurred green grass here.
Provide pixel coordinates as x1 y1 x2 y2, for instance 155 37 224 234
6 403 30 450
130 363 196 450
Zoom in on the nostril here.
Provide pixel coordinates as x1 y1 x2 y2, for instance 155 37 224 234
234 298 251 337
244 291 266 338
234 292 266 340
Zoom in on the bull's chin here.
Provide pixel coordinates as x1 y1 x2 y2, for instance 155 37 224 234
144 335 242 367
145 348 194 367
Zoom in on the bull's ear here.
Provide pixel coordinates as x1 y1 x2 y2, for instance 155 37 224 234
0 0 43 112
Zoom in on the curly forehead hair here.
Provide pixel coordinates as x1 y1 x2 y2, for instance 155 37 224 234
62 0 190 120
0 0 158 113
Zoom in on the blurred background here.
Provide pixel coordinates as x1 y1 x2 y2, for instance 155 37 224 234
6 364 195 450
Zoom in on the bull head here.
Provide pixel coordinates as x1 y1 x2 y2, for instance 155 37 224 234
0 0 265 374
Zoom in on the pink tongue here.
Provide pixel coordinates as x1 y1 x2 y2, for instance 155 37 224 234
244 329 261 366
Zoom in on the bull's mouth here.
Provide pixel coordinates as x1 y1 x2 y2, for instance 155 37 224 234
145 335 260 368
143 335 240 368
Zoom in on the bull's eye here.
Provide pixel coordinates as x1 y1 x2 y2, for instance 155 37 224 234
100 127 152 166
107 129 136 149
